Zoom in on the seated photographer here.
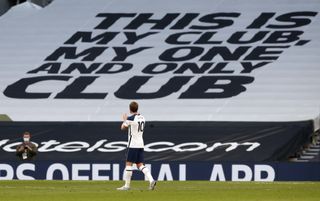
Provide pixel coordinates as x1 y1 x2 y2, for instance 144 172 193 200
16 132 37 160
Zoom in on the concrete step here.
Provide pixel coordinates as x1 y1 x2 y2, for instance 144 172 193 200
295 159 310 162
299 155 315 159
303 152 319 156
305 148 320 152
290 158 309 162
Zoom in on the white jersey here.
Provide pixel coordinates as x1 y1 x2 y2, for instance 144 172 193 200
123 114 145 148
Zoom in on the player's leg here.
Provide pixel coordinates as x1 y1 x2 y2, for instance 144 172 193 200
137 163 156 190
136 148 156 190
117 148 136 190
124 161 133 188
117 161 133 190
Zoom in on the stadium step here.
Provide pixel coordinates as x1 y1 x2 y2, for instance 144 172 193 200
299 155 315 160
297 133 320 162
302 149 319 154
303 152 319 156
306 148 320 152
292 159 310 162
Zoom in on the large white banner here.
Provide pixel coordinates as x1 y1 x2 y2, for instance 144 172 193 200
0 0 319 124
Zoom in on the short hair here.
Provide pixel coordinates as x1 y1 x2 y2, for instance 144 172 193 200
23 132 31 137
129 101 139 113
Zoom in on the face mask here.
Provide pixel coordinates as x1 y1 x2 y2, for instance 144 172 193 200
23 137 30 142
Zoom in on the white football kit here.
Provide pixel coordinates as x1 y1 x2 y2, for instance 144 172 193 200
123 114 145 148
118 112 156 191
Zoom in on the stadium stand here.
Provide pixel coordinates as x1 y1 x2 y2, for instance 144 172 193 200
0 0 52 16
0 0 319 124
0 0 11 16
0 0 319 180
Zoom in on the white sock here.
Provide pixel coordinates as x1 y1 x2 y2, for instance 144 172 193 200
139 165 154 183
124 166 133 188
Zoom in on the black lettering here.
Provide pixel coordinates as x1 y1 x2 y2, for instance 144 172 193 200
3 76 71 99
264 31 304 43
112 47 152 61
194 32 222 44
123 32 158 44
170 13 199 29
27 62 61 74
64 31 119 45
45 47 108 61
174 62 213 74
200 46 250 61
114 76 192 99
125 13 180 29
240 62 271 73
179 76 254 99
55 76 107 99
190 13 240 30
227 31 269 44
267 12 318 28
244 46 290 60
95 13 136 29
208 62 234 74
159 46 203 61
165 32 201 45
247 13 275 29
61 63 102 74
142 63 177 74
96 63 133 74
138 121 145 132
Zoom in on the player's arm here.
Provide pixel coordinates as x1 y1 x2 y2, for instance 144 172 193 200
121 113 128 130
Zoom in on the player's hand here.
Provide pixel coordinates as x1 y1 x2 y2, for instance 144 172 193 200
122 113 127 121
